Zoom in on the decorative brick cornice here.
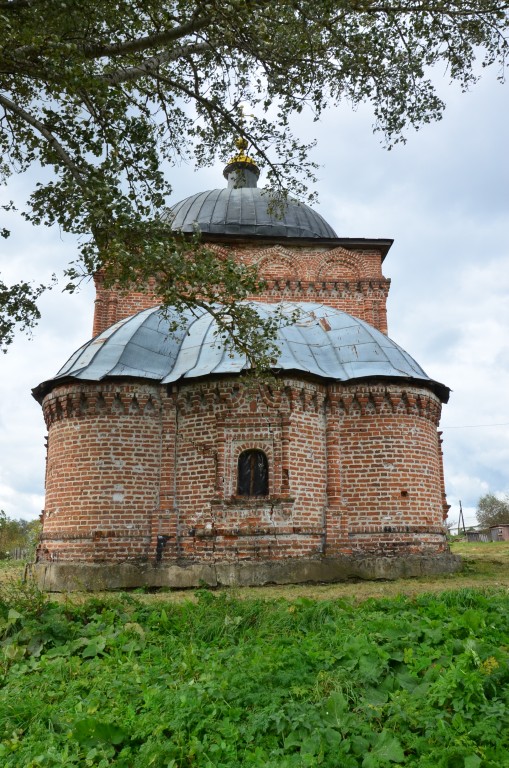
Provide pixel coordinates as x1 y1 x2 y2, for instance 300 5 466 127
201 243 230 259
250 244 385 282
316 248 362 280
174 379 326 416
42 383 161 427
252 244 300 262
256 246 305 277
175 381 249 414
172 379 441 422
42 378 441 428
259 276 390 300
329 384 442 425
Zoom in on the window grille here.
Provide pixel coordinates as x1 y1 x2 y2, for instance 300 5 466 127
237 450 269 497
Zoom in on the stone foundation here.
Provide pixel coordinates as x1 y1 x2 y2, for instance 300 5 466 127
30 553 461 592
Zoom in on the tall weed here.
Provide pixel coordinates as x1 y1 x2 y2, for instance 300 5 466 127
1 586 509 766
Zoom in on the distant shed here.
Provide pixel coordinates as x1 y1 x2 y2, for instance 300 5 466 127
489 525 509 542
466 531 490 543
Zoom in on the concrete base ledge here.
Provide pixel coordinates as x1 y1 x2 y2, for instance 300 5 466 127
30 553 462 592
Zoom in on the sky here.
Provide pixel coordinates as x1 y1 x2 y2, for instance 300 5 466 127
1 69 508 531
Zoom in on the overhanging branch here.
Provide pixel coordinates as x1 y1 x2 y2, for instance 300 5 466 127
103 42 210 85
84 15 213 58
0 92 85 183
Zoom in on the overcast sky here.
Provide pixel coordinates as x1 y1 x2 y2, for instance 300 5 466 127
1 69 508 530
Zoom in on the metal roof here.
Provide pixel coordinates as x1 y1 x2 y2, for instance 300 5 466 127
33 302 449 402
165 188 338 239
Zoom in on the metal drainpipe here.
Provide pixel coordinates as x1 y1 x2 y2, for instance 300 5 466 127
174 386 181 559
156 534 171 563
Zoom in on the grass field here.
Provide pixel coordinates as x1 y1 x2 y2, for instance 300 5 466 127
1 543 509 767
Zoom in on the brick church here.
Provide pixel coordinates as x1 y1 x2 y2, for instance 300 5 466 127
32 142 459 590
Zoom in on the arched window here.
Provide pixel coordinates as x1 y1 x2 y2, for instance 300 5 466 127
237 450 269 497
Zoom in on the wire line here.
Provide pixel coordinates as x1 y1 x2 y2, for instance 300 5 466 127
441 422 509 430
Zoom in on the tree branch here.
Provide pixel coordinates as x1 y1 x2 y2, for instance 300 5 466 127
360 3 509 13
83 15 213 59
103 42 211 85
0 93 85 182
155 74 287 188
0 0 45 9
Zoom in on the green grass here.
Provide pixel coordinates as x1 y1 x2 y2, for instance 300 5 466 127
0 560 27 574
1 579 509 767
451 541 509 570
1 544 509 766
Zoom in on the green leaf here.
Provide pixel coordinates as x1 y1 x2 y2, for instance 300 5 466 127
363 731 405 767
81 635 107 658
26 637 45 657
364 686 389 706
462 610 484 632
322 692 348 724
73 717 127 747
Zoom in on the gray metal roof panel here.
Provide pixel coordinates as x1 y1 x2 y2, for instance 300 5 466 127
36 301 449 402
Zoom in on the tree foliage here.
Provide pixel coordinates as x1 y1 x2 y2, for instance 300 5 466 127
1 0 509 359
0 510 41 558
476 492 509 529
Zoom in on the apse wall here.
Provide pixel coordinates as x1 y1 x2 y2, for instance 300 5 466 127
35 375 457 589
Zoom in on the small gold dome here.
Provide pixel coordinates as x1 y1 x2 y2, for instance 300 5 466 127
223 137 260 187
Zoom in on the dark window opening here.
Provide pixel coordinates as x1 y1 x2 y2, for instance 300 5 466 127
237 450 269 497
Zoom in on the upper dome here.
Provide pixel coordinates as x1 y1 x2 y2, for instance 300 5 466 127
166 143 337 239
34 302 449 402
166 188 338 239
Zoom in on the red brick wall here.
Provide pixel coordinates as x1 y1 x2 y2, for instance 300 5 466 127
39 377 448 564
328 383 448 556
92 243 390 337
163 380 328 563
40 383 163 562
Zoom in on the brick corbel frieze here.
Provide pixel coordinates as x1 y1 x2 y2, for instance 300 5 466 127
42 380 441 429
327 383 442 426
172 378 329 417
42 383 162 428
